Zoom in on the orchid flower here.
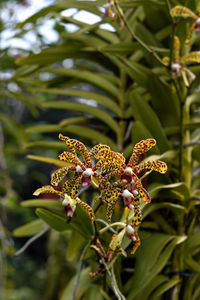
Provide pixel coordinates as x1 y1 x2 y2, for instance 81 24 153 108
33 185 95 222
33 134 110 221
96 139 167 223
53 133 110 193
163 36 200 86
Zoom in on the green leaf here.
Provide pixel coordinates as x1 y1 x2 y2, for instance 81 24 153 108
66 230 84 260
29 87 122 116
146 150 177 163
42 101 119 135
27 154 74 167
118 0 165 9
36 205 94 239
148 77 180 126
15 44 117 74
60 267 91 300
184 257 200 273
23 141 67 150
127 275 168 300
13 219 46 237
99 41 140 55
0 113 27 146
118 57 152 87
142 202 185 219
21 199 62 209
149 182 191 201
130 91 170 152
26 124 60 133
127 234 187 299
35 208 72 232
41 67 119 98
149 278 180 300
185 231 200 254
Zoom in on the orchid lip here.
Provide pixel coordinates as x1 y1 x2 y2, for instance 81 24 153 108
172 63 181 72
62 199 69 206
122 189 134 198
126 225 135 235
124 167 133 175
196 17 200 24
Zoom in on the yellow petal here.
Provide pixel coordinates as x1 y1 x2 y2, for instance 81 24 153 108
90 144 110 157
59 133 92 168
51 166 72 186
170 6 197 19
181 51 200 64
128 139 156 167
33 185 62 196
59 151 83 166
174 36 180 62
135 160 167 174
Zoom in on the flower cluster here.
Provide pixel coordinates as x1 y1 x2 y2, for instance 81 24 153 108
34 134 167 256
163 35 200 86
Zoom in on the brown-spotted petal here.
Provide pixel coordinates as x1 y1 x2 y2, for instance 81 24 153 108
96 149 125 165
59 151 84 167
134 160 167 174
51 166 74 186
89 144 110 157
128 139 156 167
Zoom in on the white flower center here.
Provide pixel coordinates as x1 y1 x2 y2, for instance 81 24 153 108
122 189 133 198
126 225 135 235
83 168 94 177
63 194 76 210
196 18 200 24
62 199 68 206
172 63 181 72
124 167 133 175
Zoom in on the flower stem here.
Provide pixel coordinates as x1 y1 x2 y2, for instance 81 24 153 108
99 222 125 235
115 1 165 66
101 257 126 300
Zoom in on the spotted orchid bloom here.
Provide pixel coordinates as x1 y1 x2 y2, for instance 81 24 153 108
33 134 110 221
96 139 167 222
163 36 200 86
33 185 95 222
93 139 167 255
170 6 200 47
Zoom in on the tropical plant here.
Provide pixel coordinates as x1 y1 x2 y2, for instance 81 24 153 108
9 0 200 299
